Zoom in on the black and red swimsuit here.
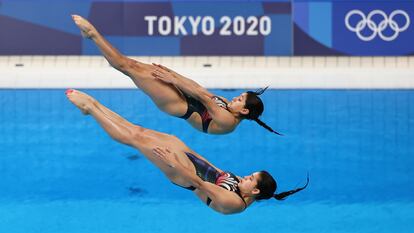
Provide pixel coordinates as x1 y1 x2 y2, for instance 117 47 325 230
179 94 228 133
175 152 247 209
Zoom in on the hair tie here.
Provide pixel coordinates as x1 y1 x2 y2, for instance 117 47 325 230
255 86 269 95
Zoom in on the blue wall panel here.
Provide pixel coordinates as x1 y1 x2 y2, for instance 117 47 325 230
0 0 413 55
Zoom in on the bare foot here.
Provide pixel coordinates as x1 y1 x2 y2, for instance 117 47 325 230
72 14 97 39
66 89 95 115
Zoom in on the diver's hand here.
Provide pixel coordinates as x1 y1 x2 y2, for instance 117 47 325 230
152 63 177 75
151 67 178 85
152 147 179 168
152 63 186 79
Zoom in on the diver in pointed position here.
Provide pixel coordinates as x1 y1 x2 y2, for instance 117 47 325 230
72 15 280 135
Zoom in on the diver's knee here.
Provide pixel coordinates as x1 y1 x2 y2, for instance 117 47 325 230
116 57 141 72
130 126 150 142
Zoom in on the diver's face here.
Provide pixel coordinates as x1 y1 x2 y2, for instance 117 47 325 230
238 172 260 195
227 93 248 114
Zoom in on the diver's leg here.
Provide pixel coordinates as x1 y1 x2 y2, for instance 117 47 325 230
72 15 188 116
66 89 194 186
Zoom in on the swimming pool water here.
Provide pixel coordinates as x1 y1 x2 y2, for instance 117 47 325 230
0 89 413 233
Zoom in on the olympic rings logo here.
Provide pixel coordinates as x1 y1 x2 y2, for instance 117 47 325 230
345 9 410 41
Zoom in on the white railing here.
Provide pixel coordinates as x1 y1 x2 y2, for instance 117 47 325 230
1 56 413 89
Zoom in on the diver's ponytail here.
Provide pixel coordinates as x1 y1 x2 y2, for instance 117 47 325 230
273 174 309 200
254 118 283 136
245 86 283 135
255 86 269 95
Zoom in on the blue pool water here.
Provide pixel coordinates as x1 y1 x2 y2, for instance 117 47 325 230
0 89 413 233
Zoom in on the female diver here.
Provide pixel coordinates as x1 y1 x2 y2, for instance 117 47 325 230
72 15 280 135
65 89 307 215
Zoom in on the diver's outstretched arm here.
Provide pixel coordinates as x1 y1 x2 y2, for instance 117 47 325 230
152 65 237 130
152 63 214 100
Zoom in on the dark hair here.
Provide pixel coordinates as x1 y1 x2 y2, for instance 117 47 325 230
243 87 282 135
256 171 309 201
